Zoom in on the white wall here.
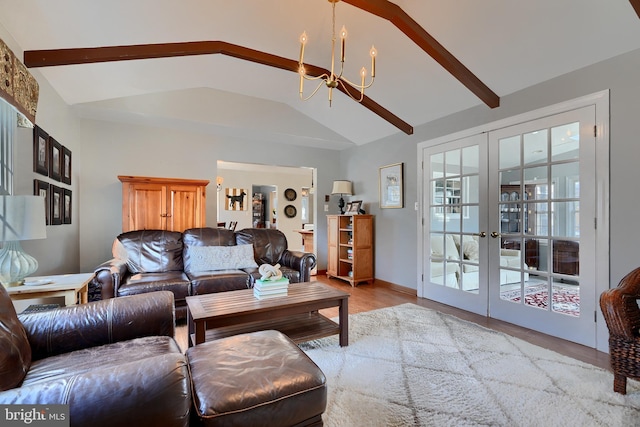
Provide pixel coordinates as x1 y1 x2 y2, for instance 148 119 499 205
2 23 83 276
339 47 640 292
76 118 340 272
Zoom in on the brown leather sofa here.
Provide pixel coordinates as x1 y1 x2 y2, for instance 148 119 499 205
92 227 317 320
0 287 191 427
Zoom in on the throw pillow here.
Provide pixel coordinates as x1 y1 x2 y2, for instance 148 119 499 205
463 239 479 261
187 244 258 272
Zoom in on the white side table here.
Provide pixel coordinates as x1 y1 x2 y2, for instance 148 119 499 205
6 273 94 307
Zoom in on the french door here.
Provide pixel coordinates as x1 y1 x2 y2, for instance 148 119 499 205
488 106 596 346
422 133 489 316
422 105 598 347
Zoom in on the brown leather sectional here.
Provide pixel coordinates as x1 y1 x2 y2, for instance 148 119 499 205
93 227 317 320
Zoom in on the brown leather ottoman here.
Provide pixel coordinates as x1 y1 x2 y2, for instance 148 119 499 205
187 330 327 427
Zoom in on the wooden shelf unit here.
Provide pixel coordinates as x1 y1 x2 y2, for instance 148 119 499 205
327 214 374 286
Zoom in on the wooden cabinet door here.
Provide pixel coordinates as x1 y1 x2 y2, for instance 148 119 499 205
351 215 373 282
125 182 167 231
119 176 209 232
327 215 339 276
167 184 205 232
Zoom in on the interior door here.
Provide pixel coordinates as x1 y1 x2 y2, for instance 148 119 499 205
488 106 596 347
422 133 489 316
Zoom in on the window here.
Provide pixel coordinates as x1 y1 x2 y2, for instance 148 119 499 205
0 100 15 195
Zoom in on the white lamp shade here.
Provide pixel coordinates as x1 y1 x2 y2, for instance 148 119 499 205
0 195 47 241
331 180 353 195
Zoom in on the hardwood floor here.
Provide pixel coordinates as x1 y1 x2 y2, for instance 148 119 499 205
177 275 611 372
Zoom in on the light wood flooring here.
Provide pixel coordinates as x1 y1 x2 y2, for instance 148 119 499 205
176 275 611 372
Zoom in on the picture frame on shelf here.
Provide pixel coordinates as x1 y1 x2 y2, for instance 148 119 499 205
49 137 62 181
61 146 72 185
33 125 49 176
63 188 72 224
50 184 63 225
34 179 49 225
379 162 404 209
345 200 362 215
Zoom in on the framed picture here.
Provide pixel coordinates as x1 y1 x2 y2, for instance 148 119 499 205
225 188 248 211
34 179 49 225
49 137 62 181
50 184 63 225
61 146 72 185
346 200 362 215
33 125 49 176
379 162 404 209
63 188 72 224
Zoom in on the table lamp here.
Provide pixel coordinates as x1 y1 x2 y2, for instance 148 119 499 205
331 180 353 214
0 195 47 288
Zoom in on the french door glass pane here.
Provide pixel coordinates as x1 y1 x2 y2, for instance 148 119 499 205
524 166 546 183
551 123 579 162
445 149 460 176
462 146 479 173
464 175 479 204
552 201 580 237
499 136 520 169
523 129 548 165
552 162 579 198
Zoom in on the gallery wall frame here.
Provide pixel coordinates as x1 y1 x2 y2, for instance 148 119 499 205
379 162 404 209
63 188 72 224
34 179 49 225
49 137 62 181
33 125 49 176
62 146 72 185
50 184 63 225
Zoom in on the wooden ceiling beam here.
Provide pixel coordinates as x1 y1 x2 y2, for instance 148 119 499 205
24 41 413 135
343 0 500 108
630 0 640 19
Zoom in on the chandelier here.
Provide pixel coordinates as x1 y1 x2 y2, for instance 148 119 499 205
298 0 377 106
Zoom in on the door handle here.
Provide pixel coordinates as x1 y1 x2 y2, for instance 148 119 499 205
490 232 501 238
472 232 486 238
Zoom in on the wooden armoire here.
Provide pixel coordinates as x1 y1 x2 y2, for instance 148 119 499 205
118 175 209 232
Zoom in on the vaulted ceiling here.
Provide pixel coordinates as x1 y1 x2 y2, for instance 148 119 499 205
2 0 640 150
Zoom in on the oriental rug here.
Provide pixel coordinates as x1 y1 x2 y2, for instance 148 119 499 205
301 303 640 426
500 283 580 317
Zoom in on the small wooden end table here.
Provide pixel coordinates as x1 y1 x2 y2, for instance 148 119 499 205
186 281 349 347
6 273 94 306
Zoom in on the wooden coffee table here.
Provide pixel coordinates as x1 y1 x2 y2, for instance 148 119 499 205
186 281 350 347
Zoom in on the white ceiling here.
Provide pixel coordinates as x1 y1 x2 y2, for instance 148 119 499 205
2 0 640 150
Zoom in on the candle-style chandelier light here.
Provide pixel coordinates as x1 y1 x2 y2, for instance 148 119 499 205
298 0 377 106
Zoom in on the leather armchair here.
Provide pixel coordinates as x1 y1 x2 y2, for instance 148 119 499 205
0 288 191 427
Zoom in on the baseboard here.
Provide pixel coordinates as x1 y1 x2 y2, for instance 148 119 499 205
373 279 417 296
315 271 416 297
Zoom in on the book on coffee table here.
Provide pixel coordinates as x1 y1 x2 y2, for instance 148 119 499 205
253 277 289 299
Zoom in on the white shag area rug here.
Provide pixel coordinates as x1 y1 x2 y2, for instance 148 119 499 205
300 303 640 427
